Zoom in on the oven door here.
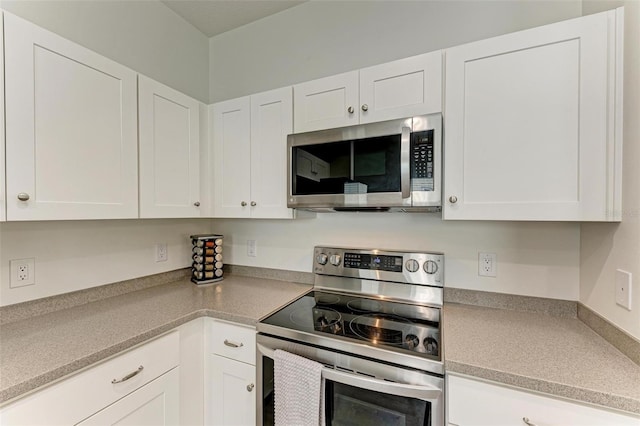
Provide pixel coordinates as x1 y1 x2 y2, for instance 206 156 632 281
257 334 444 426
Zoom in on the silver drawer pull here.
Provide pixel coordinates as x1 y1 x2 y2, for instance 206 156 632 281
247 383 255 392
522 417 537 426
223 339 244 348
111 365 144 384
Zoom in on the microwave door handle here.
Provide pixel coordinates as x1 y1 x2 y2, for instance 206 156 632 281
322 368 441 401
401 127 411 199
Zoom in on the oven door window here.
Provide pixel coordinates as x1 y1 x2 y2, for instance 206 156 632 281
326 381 430 426
292 134 401 196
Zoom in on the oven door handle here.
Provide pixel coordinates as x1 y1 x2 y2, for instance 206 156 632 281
321 367 441 401
257 343 441 402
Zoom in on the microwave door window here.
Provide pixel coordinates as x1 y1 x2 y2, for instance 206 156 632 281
353 135 401 193
292 135 401 196
293 141 351 195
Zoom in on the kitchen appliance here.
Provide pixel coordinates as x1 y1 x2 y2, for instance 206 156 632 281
287 114 442 212
257 246 445 426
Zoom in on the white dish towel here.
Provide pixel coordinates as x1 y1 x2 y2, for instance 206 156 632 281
274 349 325 426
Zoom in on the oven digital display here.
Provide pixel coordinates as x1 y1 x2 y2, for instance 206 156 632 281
343 253 403 272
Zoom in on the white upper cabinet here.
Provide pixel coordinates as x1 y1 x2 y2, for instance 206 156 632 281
250 88 295 218
293 71 359 132
212 87 294 219
212 97 252 218
359 52 442 124
4 12 139 221
444 8 623 221
0 13 6 222
293 51 442 133
138 76 202 218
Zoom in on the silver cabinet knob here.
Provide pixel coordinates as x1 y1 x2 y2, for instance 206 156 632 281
347 106 354 114
17 193 30 201
250 201 257 207
241 201 247 207
361 104 369 111
193 201 200 207
247 383 255 392
448 196 458 204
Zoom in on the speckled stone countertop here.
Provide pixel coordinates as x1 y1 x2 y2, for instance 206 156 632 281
1 275 639 417
0 275 311 404
444 303 640 415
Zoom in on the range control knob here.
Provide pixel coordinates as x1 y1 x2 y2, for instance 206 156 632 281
316 253 328 265
329 254 342 266
405 259 419 273
423 260 438 274
404 334 420 350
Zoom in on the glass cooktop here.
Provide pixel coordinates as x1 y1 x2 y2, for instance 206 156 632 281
261 291 441 359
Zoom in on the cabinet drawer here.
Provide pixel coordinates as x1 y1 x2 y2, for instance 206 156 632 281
210 320 256 365
0 331 179 425
447 374 639 426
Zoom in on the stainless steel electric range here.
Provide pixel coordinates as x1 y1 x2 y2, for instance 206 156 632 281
257 246 445 426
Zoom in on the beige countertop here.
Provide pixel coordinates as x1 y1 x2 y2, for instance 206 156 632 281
0 275 311 404
444 303 640 415
1 273 639 417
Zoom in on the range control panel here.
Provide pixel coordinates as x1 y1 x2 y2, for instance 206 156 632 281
314 246 443 287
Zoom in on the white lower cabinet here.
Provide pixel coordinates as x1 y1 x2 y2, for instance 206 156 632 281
0 332 181 426
206 319 257 426
447 374 640 426
76 368 179 426
209 355 256 426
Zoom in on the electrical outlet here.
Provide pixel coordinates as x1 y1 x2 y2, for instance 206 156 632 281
615 269 632 310
10 258 35 288
478 252 496 277
155 243 168 262
247 240 257 257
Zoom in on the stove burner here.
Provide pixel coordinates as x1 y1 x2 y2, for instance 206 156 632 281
349 314 411 345
314 293 341 306
346 299 383 313
314 308 344 335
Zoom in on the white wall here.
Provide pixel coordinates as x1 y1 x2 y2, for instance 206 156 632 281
0 220 210 306
212 215 580 301
209 0 581 102
208 0 584 301
0 0 212 306
580 0 640 338
0 0 209 102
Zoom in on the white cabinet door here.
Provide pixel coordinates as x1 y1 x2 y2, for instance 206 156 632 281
212 97 252 218
4 12 138 221
359 51 443 124
250 87 294 219
138 76 201 218
444 9 623 221
77 368 180 426
293 71 359 133
209 355 256 426
447 374 640 426
0 13 5 222
212 89 294 219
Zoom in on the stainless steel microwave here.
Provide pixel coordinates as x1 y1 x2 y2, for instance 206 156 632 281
287 114 442 212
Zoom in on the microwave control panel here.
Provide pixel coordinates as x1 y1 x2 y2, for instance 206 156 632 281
410 130 434 192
